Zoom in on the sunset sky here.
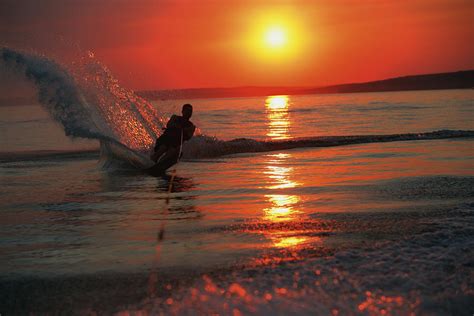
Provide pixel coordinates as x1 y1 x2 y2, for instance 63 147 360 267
1 0 473 90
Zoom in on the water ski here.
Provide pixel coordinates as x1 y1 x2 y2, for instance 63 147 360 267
145 149 180 176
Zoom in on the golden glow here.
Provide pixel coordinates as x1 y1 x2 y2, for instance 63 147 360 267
263 152 300 221
266 95 288 110
272 236 309 248
244 9 308 63
264 194 300 222
268 153 291 160
264 165 298 189
265 27 287 48
270 194 299 206
265 96 292 140
259 152 323 251
260 152 321 250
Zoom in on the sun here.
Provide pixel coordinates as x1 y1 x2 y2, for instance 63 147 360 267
243 8 310 64
265 27 287 48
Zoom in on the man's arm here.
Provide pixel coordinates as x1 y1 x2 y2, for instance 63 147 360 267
183 123 195 141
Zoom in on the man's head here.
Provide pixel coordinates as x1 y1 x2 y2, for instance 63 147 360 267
182 103 193 120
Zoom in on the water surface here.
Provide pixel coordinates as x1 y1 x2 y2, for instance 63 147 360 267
0 89 473 314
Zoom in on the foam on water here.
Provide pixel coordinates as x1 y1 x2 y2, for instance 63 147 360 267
182 130 474 159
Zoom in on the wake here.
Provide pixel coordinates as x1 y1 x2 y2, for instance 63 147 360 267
2 130 472 164
182 130 474 158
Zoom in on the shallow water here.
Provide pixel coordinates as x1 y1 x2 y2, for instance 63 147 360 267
0 89 473 314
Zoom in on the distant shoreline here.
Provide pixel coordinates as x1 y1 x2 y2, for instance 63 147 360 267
1 70 472 106
137 70 474 100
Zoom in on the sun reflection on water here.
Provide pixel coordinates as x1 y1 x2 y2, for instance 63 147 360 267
264 194 300 222
265 95 292 140
264 165 298 189
272 236 309 248
262 150 308 248
261 97 317 250
263 153 299 190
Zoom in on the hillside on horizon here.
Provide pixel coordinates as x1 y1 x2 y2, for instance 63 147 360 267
138 70 474 100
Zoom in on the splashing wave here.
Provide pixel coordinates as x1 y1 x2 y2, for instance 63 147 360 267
0 47 164 152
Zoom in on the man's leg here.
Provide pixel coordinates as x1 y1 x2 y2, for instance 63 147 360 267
150 144 168 162
159 146 179 163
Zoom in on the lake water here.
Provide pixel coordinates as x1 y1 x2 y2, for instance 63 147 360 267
0 89 473 314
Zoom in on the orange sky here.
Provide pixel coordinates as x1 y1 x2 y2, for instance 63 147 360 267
1 0 473 90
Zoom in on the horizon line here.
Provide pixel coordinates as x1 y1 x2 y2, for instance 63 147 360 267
136 68 474 92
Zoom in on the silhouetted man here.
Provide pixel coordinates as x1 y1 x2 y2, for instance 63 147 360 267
151 103 196 162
